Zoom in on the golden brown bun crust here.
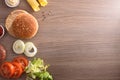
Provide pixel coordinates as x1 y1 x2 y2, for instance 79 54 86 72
12 13 38 39
5 10 38 39
5 10 28 37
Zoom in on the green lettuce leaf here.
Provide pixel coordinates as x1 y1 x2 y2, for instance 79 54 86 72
25 58 53 80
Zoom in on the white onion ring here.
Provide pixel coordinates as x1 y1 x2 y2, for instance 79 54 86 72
24 42 37 57
13 40 25 54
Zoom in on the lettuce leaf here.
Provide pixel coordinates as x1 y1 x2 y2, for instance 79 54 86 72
25 58 53 80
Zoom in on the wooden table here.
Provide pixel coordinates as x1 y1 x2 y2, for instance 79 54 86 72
1 0 120 80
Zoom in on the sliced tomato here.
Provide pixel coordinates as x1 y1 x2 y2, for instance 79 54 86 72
0 62 15 78
11 62 23 78
12 56 28 71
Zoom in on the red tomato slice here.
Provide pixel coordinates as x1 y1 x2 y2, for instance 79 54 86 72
12 56 28 71
0 62 15 78
11 62 23 78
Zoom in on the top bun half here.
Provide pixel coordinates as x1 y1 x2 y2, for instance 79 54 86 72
5 10 39 39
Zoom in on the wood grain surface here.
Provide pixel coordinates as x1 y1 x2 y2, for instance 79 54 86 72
1 0 120 80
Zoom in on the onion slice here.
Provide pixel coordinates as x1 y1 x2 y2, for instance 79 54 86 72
24 42 37 57
13 40 25 54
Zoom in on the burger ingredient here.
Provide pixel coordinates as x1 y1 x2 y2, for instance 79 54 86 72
13 40 25 54
11 62 23 78
0 56 28 79
27 0 40 11
5 0 20 7
13 40 37 57
0 25 5 39
5 10 39 39
0 62 15 78
24 42 37 57
38 0 48 7
26 0 48 11
12 56 28 71
25 58 53 80
0 44 6 62
0 26 3 36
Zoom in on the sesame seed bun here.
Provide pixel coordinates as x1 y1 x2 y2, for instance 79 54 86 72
5 10 39 39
